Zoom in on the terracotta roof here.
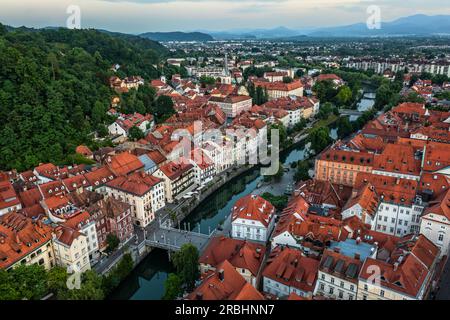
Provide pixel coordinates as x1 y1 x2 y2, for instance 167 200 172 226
0 212 53 269
54 225 82 247
84 167 116 187
359 235 439 298
19 188 42 208
316 74 343 82
262 246 319 293
107 152 144 176
0 178 20 211
106 171 162 196
62 175 91 193
200 236 266 276
146 150 167 165
75 145 93 157
373 143 421 176
63 211 92 231
392 102 427 118
319 149 374 166
319 249 363 283
231 194 275 227
188 260 264 300
253 80 303 92
343 183 379 218
422 141 450 172
158 160 193 181
424 189 450 220
348 134 385 153
355 172 418 206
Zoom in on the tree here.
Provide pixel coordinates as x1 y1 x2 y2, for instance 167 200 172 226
64 270 104 300
9 264 48 300
163 273 183 300
172 244 200 291
317 102 334 120
308 127 332 154
294 160 310 182
128 126 145 141
283 76 293 83
335 85 353 107
336 116 353 138
106 233 120 253
153 95 175 123
261 192 288 210
47 267 69 299
199 75 216 86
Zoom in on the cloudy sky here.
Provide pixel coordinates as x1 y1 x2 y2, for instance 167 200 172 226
1 0 449 33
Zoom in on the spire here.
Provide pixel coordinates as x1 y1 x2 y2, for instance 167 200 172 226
224 52 229 76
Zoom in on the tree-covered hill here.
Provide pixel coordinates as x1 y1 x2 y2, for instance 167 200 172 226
0 24 167 171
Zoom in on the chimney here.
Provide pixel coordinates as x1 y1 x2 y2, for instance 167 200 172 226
354 253 360 260
196 292 203 300
218 269 225 282
333 247 340 253
393 262 399 271
356 237 361 245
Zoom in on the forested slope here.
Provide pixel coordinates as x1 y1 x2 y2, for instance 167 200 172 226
0 25 167 171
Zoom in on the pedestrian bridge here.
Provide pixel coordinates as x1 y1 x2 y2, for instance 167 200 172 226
339 109 365 117
145 218 216 253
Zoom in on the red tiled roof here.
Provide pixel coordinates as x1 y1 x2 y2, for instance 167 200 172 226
373 143 421 176
107 152 144 176
262 246 319 293
84 167 116 187
106 171 162 196
424 189 450 220
343 183 379 218
359 235 439 298
75 145 93 157
188 260 264 300
158 160 193 181
200 236 266 276
0 177 20 211
231 194 275 227
355 172 418 206
0 212 53 269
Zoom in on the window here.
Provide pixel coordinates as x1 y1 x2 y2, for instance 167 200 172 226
340 281 344 288
438 234 444 242
380 290 385 297
364 284 368 291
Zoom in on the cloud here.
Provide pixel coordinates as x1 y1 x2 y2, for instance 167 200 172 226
0 0 449 33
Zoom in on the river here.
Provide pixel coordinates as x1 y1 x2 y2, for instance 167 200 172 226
109 89 376 300
109 141 311 300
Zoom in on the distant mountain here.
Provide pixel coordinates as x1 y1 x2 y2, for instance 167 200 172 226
207 26 310 40
306 14 450 37
139 31 213 42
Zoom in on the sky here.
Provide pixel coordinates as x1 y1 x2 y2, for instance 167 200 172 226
1 0 450 34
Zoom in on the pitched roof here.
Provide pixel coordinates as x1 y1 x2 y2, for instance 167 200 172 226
343 183 379 218
373 143 421 176
231 194 275 227
107 152 144 176
158 160 193 181
359 235 439 298
200 236 266 276
0 212 53 269
262 247 319 293
106 172 162 196
188 260 264 300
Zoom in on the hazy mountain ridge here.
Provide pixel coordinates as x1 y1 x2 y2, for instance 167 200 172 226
139 31 214 42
